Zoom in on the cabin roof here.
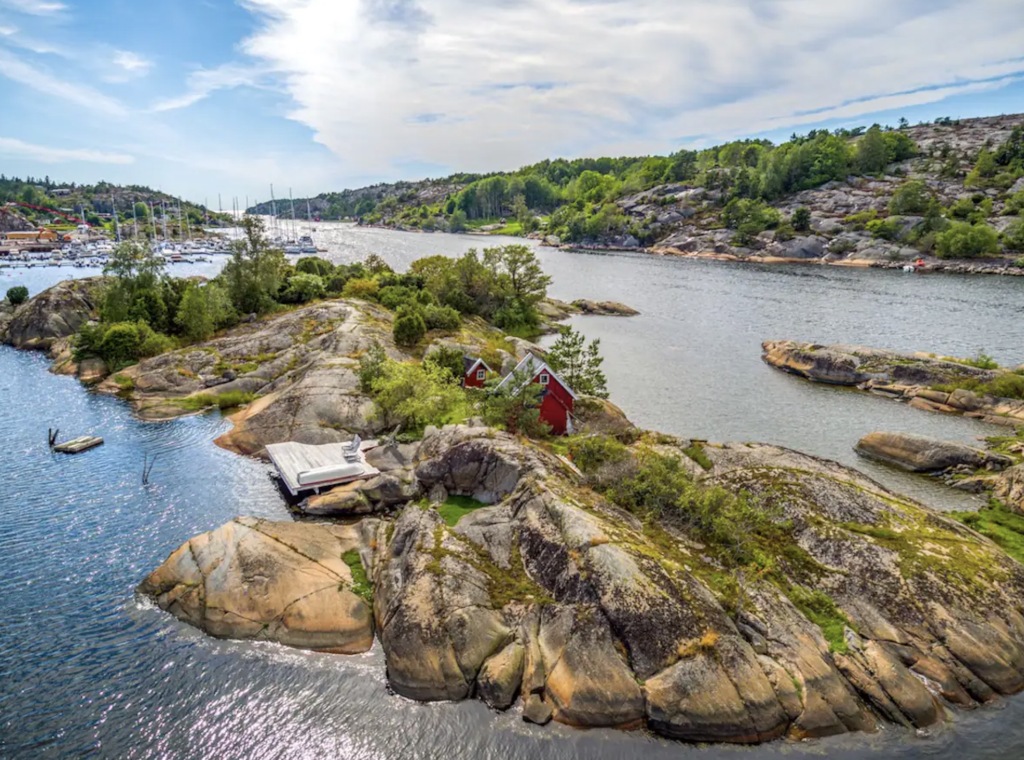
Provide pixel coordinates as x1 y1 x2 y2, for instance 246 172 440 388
463 355 492 376
495 353 577 400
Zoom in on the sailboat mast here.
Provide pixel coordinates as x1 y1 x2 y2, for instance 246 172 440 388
110 194 120 243
289 188 296 240
183 200 192 241
270 184 277 238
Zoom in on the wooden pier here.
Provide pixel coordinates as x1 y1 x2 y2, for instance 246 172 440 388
53 436 104 454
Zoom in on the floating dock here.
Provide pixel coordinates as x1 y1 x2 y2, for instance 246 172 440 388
53 436 104 454
266 439 379 496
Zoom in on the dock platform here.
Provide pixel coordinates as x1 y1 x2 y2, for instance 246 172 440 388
266 439 379 496
53 436 104 454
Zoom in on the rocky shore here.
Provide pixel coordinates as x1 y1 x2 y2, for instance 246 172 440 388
8 280 1024 745
763 340 1024 427
141 424 1024 743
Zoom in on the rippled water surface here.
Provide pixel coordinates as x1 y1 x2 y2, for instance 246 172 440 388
3 226 1024 758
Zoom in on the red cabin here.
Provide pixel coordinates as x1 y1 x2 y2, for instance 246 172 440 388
496 353 577 435
462 356 492 388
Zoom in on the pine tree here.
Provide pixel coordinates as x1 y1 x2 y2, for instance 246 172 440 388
546 326 608 398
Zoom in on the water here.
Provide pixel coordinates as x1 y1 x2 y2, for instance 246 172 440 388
4 227 1024 758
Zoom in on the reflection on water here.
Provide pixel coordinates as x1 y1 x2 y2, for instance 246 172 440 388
3 226 1024 758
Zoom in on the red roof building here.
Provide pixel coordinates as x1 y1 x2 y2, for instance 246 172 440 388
495 354 577 436
462 356 492 388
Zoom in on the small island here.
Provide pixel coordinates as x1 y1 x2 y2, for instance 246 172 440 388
4 229 1024 746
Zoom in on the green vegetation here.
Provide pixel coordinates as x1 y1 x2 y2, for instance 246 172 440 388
177 390 257 412
936 221 1000 259
480 366 550 437
545 325 608 398
342 549 373 604
437 495 489 526
6 285 28 305
111 373 135 391
682 442 713 471
362 355 468 435
784 586 853 654
933 371 1024 401
953 500 1024 566
791 207 811 232
888 180 932 215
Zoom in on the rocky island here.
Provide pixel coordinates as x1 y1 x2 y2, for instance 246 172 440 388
6 279 1024 745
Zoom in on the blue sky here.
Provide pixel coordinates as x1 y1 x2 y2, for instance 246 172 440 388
1 1 1022 206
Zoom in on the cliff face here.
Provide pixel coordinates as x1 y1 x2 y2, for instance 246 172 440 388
140 425 1024 744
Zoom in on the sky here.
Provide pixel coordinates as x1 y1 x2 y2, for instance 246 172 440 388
0 0 1022 206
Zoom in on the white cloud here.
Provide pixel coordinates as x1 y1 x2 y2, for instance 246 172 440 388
0 135 133 163
113 50 152 74
237 0 1024 178
0 0 65 15
151 63 262 111
0 48 126 115
0 25 16 36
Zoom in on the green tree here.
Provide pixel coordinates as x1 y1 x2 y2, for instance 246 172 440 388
370 359 466 431
221 216 287 315
281 272 326 304
545 326 608 398
791 207 812 232
935 222 999 259
481 367 549 437
449 209 468 232
103 240 164 287
483 244 552 309
1003 220 1024 252
423 346 465 384
888 180 931 215
856 126 889 174
393 306 426 346
6 285 28 305
176 282 233 342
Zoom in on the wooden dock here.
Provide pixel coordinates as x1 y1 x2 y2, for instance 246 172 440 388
53 436 104 454
266 440 379 495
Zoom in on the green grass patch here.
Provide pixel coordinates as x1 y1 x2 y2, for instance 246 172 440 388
682 443 713 471
784 585 852 654
437 495 489 526
176 391 257 412
112 373 135 391
342 549 373 605
952 500 1024 566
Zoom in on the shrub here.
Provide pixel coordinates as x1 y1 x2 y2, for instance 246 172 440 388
99 322 143 369
791 207 812 232
423 345 465 383
282 273 326 304
139 331 176 358
215 391 257 409
888 180 931 215
393 309 426 347
936 222 999 258
378 285 416 311
295 256 333 277
358 341 388 392
342 278 379 301
1003 220 1024 252
369 359 467 432
422 304 461 331
843 209 879 230
6 285 29 305
568 435 628 474
983 374 1024 400
866 218 901 241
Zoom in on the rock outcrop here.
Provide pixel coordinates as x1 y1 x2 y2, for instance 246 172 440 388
142 426 1024 745
1 278 103 350
138 517 378 653
994 465 1024 515
855 432 1013 473
763 341 1024 426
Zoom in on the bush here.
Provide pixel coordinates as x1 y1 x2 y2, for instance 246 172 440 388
282 272 326 304
982 374 1024 400
791 207 811 232
295 256 333 277
866 218 901 241
342 278 379 301
99 322 143 369
6 285 28 305
358 341 387 392
369 359 466 432
392 309 426 347
568 435 628 474
423 345 465 383
422 304 461 331
378 285 416 311
888 180 931 215
1003 220 1024 252
936 222 999 259
139 331 176 358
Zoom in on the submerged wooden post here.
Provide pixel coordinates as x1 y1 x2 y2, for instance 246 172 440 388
48 428 59 448
142 454 157 485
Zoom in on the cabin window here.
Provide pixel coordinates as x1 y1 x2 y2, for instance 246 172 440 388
476 369 486 380
539 372 550 385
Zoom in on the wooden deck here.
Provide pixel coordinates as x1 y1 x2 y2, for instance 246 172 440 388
53 436 104 454
266 440 379 495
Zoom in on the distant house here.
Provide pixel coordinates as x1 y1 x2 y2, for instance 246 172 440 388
496 353 577 435
52 188 72 197
462 356 492 388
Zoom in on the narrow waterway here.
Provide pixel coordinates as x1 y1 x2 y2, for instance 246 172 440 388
3 226 1024 758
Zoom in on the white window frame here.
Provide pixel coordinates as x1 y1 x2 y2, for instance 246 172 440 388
476 368 486 380
539 372 550 386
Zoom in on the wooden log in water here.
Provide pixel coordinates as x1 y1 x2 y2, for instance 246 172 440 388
53 436 104 454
